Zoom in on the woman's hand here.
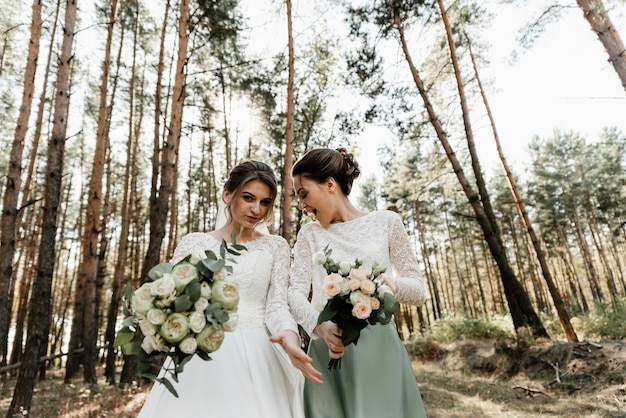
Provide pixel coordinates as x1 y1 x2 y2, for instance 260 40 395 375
270 330 323 385
313 321 345 360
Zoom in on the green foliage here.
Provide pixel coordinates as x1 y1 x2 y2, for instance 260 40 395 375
574 299 626 340
420 313 515 343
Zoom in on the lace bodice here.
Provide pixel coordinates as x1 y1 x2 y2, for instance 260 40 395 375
288 210 427 336
171 233 298 335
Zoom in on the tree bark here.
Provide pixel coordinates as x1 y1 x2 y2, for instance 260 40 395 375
576 0 626 91
0 0 42 368
282 0 295 242
8 0 76 414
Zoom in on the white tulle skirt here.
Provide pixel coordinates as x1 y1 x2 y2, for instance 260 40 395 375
137 327 304 418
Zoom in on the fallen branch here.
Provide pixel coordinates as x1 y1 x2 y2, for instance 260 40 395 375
513 385 552 398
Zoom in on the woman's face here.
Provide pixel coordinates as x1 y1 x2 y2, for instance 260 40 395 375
293 175 332 226
224 179 273 231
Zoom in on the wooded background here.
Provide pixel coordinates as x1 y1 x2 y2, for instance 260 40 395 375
1 0 625 416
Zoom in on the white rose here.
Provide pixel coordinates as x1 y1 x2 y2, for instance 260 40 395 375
151 274 176 297
352 302 372 319
312 251 327 265
188 311 207 333
171 262 200 291
147 308 167 325
131 283 154 316
370 297 380 310
222 313 239 332
338 261 352 276
194 297 209 312
139 318 156 336
179 336 198 354
200 281 212 299
196 325 225 353
159 312 190 344
141 334 169 354
348 278 361 292
360 279 376 295
348 267 369 282
211 281 240 309
349 290 370 305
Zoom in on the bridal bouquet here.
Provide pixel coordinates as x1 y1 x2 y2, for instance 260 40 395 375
314 245 400 370
114 238 245 397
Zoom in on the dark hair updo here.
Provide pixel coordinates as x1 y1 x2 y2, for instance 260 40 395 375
223 160 278 223
292 147 361 196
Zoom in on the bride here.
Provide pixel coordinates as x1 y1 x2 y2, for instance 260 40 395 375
138 160 321 418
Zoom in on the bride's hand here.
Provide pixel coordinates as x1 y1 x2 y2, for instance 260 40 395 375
270 330 323 385
314 321 345 360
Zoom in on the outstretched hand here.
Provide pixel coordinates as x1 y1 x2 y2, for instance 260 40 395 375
270 330 323 385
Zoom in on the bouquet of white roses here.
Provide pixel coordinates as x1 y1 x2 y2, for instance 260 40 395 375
314 245 400 370
114 238 245 397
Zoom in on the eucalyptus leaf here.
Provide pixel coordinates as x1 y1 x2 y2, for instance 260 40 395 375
148 262 173 281
175 294 193 312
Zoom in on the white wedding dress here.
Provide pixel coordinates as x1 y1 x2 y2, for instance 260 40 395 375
138 233 304 418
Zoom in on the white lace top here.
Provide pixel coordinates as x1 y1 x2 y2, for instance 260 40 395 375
171 233 298 335
288 210 427 336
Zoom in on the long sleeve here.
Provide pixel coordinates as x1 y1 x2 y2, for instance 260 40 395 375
288 227 320 337
386 213 427 307
265 237 299 335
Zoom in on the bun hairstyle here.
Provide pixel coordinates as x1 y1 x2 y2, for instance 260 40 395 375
223 160 278 222
292 147 361 196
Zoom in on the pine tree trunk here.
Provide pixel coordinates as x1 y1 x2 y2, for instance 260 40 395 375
282 0 295 242
8 0 76 414
576 0 626 91
0 0 42 368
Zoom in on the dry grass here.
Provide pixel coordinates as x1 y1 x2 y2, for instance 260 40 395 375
1 339 625 417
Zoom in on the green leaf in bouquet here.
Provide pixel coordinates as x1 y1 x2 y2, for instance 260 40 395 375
341 319 368 346
174 294 193 312
184 279 201 304
202 257 226 273
148 262 173 281
156 377 179 398
203 249 218 260
205 302 229 325
121 316 137 328
123 282 133 301
383 292 400 316
317 304 338 324
196 350 211 361
121 340 141 356
175 353 194 373
114 327 135 347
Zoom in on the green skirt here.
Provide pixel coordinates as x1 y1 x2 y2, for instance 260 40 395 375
304 323 427 418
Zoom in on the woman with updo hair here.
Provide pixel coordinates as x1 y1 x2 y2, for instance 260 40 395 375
138 160 319 418
289 147 428 417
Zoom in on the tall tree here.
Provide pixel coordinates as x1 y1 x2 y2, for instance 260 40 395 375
141 0 189 288
7 0 77 415
282 0 295 241
65 0 119 384
0 0 41 368
575 0 626 91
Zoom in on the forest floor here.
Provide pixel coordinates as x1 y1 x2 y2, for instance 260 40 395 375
0 338 625 417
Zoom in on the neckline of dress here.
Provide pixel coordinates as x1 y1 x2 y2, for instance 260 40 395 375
326 210 375 227
205 232 270 245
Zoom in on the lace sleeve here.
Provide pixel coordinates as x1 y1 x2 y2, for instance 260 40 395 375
288 227 319 337
387 213 427 307
170 233 201 264
265 237 299 335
